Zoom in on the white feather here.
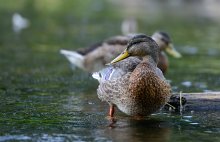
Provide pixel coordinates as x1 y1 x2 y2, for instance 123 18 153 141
60 49 85 70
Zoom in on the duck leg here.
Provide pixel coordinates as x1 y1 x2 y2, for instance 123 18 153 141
108 105 115 117
107 105 117 126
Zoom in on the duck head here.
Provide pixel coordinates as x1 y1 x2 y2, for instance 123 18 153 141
152 31 182 58
110 34 160 64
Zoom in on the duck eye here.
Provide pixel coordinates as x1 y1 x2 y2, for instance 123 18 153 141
161 37 169 45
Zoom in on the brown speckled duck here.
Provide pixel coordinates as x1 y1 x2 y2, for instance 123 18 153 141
92 34 171 117
60 31 181 73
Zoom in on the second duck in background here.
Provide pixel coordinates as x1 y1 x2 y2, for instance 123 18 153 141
60 31 181 74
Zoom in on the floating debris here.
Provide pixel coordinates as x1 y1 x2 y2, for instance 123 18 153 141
181 46 198 55
190 122 199 125
208 48 219 56
182 119 192 122
195 82 207 89
181 81 192 87
183 116 193 119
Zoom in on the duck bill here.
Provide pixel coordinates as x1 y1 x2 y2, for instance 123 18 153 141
110 50 130 64
165 43 182 58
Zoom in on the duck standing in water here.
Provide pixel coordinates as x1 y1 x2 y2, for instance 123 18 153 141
93 34 171 117
60 31 181 74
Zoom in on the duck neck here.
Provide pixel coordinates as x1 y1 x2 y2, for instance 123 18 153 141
142 56 158 67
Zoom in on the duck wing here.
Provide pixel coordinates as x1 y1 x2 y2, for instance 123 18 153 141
92 57 141 82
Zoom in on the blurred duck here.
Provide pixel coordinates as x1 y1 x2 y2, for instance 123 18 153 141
60 31 181 73
121 18 138 35
12 13 30 34
93 34 171 117
151 32 181 73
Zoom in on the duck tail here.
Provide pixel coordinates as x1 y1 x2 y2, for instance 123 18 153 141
60 49 85 70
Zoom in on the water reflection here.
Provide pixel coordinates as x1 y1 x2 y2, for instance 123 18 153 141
0 135 31 141
102 118 171 142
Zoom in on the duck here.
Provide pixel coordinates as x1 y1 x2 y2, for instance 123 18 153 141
121 18 138 35
60 31 181 73
93 34 171 117
12 13 30 34
151 32 181 73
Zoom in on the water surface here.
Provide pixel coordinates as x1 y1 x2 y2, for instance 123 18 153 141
0 0 220 141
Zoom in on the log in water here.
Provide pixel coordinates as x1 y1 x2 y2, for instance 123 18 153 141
169 92 220 111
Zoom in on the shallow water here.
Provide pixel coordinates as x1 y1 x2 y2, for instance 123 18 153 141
0 0 220 141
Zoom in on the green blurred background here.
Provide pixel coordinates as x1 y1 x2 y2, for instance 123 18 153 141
0 0 220 141
1 0 220 92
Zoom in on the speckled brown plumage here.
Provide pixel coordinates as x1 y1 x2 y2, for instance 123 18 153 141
96 34 171 117
98 61 171 116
